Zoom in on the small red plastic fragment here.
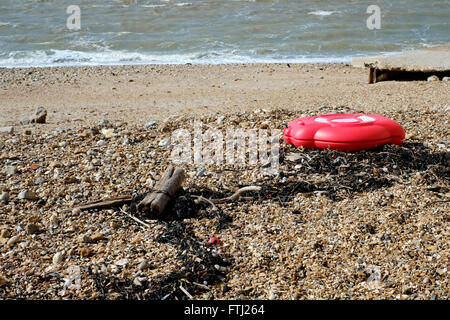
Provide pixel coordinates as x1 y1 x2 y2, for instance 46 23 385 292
208 237 220 245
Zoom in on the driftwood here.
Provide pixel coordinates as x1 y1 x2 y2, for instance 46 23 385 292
194 186 261 206
71 166 260 224
72 166 186 218
72 195 132 212
136 165 186 217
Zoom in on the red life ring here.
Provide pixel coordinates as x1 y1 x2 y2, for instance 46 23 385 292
283 114 405 151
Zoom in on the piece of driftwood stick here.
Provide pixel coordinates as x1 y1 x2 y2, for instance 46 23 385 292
73 195 132 212
137 165 186 217
194 186 261 205
119 208 150 228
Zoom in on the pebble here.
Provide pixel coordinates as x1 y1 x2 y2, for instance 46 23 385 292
96 140 107 147
26 223 40 235
18 189 39 201
2 165 17 175
133 277 142 286
442 77 450 82
101 128 115 138
110 220 121 229
196 167 206 177
1 229 10 238
260 121 270 129
7 235 20 248
34 107 47 124
144 120 157 128
79 234 92 244
90 231 104 242
0 126 14 134
108 264 119 274
268 290 276 300
216 116 225 125
52 251 64 265
79 247 92 258
49 215 58 226
0 191 9 203
116 258 129 266
222 285 231 293
138 260 149 271
0 275 10 287
20 107 47 125
427 75 439 82
98 119 109 127
158 138 170 147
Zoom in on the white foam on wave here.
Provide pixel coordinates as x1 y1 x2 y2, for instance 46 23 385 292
141 4 167 8
308 10 338 16
0 49 353 68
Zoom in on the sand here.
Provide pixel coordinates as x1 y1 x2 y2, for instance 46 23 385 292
0 64 449 300
1 63 449 129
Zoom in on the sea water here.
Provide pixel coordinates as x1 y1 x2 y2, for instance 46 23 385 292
0 0 448 67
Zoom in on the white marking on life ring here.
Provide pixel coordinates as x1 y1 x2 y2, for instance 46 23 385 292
358 116 376 122
331 118 358 123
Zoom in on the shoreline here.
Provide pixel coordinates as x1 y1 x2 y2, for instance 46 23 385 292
1 62 449 130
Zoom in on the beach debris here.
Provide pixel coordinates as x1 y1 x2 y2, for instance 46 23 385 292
427 75 439 82
352 44 450 83
71 165 186 220
284 114 405 151
137 165 186 218
442 76 450 81
179 285 194 299
72 195 133 212
20 107 47 124
208 237 220 245
194 186 261 206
